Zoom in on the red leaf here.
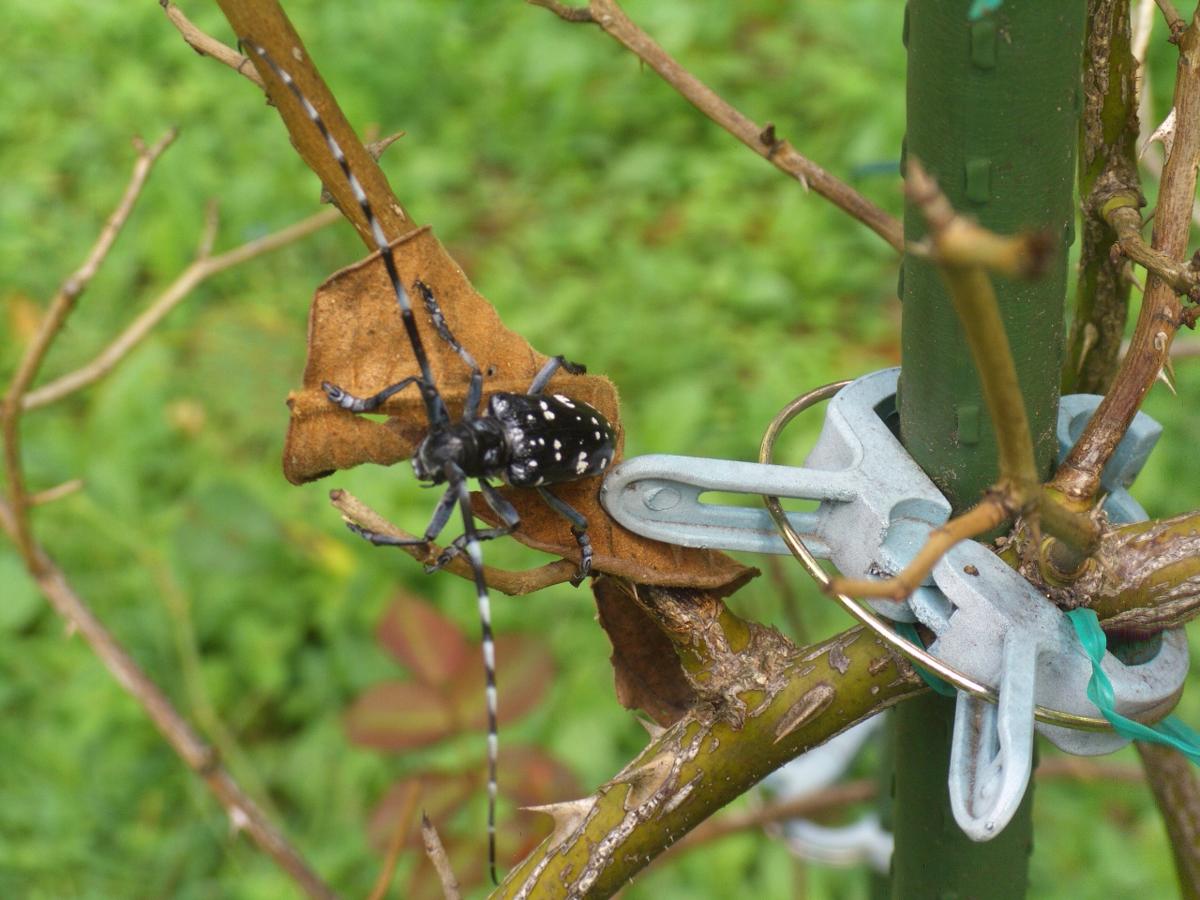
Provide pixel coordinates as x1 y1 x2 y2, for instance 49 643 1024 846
367 772 476 850
447 632 555 730
376 593 471 686
344 681 454 750
594 576 696 726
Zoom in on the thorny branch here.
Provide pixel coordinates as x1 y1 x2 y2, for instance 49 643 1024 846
529 0 905 254
1055 8 1200 503
1063 0 1141 395
160 0 264 88
1 132 340 895
495 582 924 898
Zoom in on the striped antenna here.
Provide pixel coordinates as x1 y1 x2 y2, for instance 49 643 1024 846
245 39 446 427
245 40 502 883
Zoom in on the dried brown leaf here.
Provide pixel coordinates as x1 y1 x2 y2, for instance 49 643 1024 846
594 577 697 726
283 225 755 593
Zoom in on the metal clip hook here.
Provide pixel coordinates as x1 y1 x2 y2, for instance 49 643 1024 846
947 638 1036 840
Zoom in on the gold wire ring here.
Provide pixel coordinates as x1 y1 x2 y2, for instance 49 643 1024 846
758 380 1113 732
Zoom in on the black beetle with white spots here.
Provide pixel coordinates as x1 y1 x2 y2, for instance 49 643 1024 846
245 41 616 885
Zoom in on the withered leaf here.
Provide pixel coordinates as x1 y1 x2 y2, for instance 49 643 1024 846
284 224 755 591
594 576 697 727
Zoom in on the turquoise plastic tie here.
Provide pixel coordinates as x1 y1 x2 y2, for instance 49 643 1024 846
1067 608 1200 763
969 0 1004 19
894 621 956 697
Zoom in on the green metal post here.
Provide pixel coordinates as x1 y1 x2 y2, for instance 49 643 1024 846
891 2 1086 897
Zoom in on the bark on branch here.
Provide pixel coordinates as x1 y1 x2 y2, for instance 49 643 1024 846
1064 0 1141 394
213 0 413 249
1054 11 1200 503
495 579 923 897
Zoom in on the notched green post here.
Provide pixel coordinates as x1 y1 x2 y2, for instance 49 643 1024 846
892 1 1086 897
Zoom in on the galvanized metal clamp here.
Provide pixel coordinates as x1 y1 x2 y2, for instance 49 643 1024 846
601 368 1189 842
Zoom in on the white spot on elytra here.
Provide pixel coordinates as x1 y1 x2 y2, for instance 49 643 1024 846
535 476 545 485
554 394 575 408
599 457 609 469
544 409 556 420
575 451 589 474
594 431 601 440
590 416 599 425
553 439 562 450
555 452 562 461
539 400 549 410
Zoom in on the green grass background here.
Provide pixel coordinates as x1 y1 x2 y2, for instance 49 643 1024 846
2 1 1198 897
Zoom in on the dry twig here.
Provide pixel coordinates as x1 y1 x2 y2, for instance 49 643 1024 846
160 0 265 87
1137 742 1200 898
422 813 462 900
367 783 422 900
329 489 578 594
0 499 337 900
1104 198 1200 300
2 130 176 570
528 0 904 254
1156 0 1187 36
831 497 1010 600
26 478 84 507
1 129 340 898
22 207 339 410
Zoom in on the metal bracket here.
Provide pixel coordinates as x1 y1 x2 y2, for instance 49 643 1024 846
602 369 949 620
602 367 1189 844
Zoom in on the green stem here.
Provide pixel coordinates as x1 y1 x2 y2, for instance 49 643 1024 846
495 624 923 898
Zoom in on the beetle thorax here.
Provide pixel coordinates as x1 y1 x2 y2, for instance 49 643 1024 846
412 418 510 483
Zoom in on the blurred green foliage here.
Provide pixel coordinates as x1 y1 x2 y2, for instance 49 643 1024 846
1 1 1197 898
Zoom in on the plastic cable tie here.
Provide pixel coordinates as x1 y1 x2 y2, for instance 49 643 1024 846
969 0 1004 19
894 621 956 698
1067 608 1200 763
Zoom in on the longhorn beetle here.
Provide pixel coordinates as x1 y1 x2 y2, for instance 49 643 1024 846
245 42 616 882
